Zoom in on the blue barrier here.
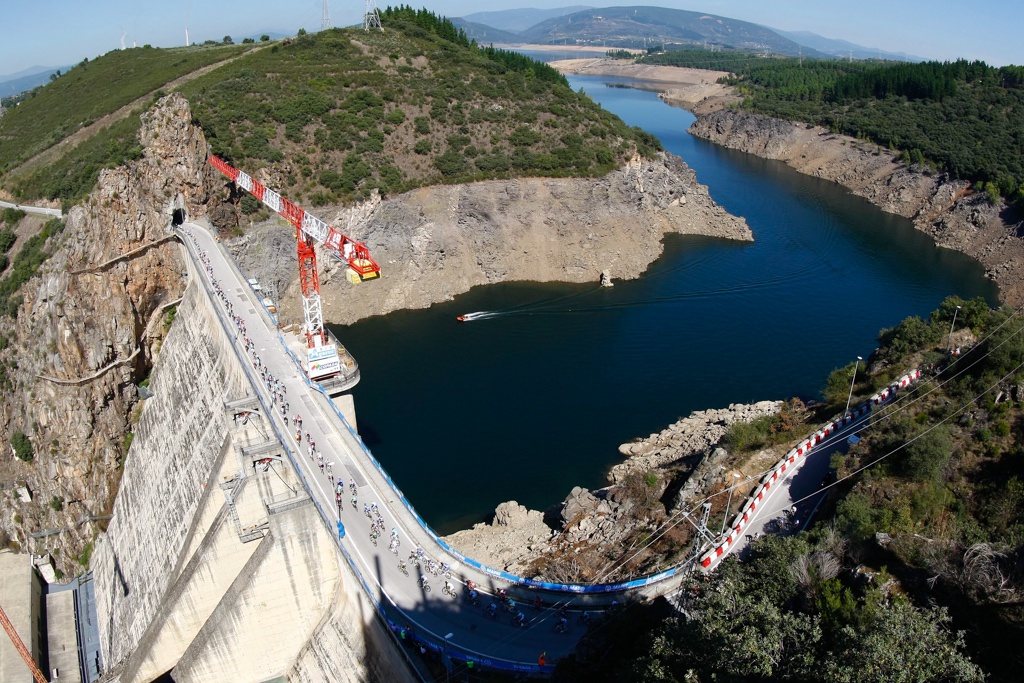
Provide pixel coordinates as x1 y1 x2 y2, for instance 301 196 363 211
182 227 549 675
271 327 686 594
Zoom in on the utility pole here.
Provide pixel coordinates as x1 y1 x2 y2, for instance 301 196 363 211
321 0 330 31
364 0 381 31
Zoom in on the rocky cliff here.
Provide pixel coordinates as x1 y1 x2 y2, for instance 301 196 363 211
229 152 753 325
0 94 212 573
690 109 1024 305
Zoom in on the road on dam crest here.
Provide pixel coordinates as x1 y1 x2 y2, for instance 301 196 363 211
176 219 654 672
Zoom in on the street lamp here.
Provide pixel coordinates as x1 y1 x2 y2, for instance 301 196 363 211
948 304 962 352
844 356 863 417
720 472 743 535
444 632 453 683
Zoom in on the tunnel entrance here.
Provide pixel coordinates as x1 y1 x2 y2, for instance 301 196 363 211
172 208 186 226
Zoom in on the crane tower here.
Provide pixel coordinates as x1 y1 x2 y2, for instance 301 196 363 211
208 155 380 383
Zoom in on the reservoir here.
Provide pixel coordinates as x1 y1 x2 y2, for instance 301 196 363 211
333 75 998 535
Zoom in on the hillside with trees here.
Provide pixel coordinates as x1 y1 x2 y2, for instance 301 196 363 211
642 49 1024 202
0 10 661 209
553 295 1024 682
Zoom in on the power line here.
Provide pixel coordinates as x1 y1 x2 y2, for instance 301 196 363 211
437 304 1024 677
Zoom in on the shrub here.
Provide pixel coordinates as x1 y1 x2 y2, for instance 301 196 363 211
0 229 16 253
50 496 64 512
240 195 261 214
900 424 952 482
878 316 941 358
78 541 94 566
11 431 33 461
2 209 26 226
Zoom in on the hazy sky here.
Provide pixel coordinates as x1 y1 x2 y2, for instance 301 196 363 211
1 1 1021 78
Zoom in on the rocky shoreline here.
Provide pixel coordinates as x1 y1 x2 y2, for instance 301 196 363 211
442 401 781 580
548 58 1024 306
232 152 753 325
689 109 1024 305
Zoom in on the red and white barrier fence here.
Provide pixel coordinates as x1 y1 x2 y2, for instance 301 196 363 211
699 369 921 570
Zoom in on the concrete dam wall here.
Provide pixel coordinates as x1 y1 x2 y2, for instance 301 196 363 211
90 247 414 682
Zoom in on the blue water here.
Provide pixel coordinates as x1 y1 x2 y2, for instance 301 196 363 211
334 76 997 534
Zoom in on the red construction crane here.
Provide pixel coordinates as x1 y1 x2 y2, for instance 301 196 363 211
0 603 47 683
208 155 380 380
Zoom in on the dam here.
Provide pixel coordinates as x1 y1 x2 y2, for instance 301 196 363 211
59 215 692 682
87 225 415 683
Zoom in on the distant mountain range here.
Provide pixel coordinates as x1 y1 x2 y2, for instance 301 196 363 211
771 29 923 62
456 5 918 62
458 5 825 57
449 19 523 44
462 6 592 33
0 65 74 99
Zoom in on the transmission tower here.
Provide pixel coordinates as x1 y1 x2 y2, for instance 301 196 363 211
321 0 331 31
364 0 381 31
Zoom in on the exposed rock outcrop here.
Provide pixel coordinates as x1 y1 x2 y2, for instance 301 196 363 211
443 401 781 582
443 501 552 573
610 400 782 484
234 152 752 326
690 109 1024 305
0 94 213 573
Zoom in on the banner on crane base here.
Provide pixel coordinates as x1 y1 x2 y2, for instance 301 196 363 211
307 344 341 380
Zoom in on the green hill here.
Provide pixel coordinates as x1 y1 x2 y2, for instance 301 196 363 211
0 43 249 178
519 6 819 56
0 10 661 207
180 9 659 205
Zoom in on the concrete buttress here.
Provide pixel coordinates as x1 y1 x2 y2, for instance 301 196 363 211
90 248 414 682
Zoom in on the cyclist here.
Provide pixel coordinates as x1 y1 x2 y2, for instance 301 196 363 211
557 617 568 633
515 611 526 626
581 611 591 625
419 574 429 588
350 496 357 508
466 579 477 592
533 596 543 610
391 528 399 539
444 581 454 594
335 481 344 496
350 479 357 494
398 560 407 573
469 589 479 603
498 588 508 603
486 603 498 618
